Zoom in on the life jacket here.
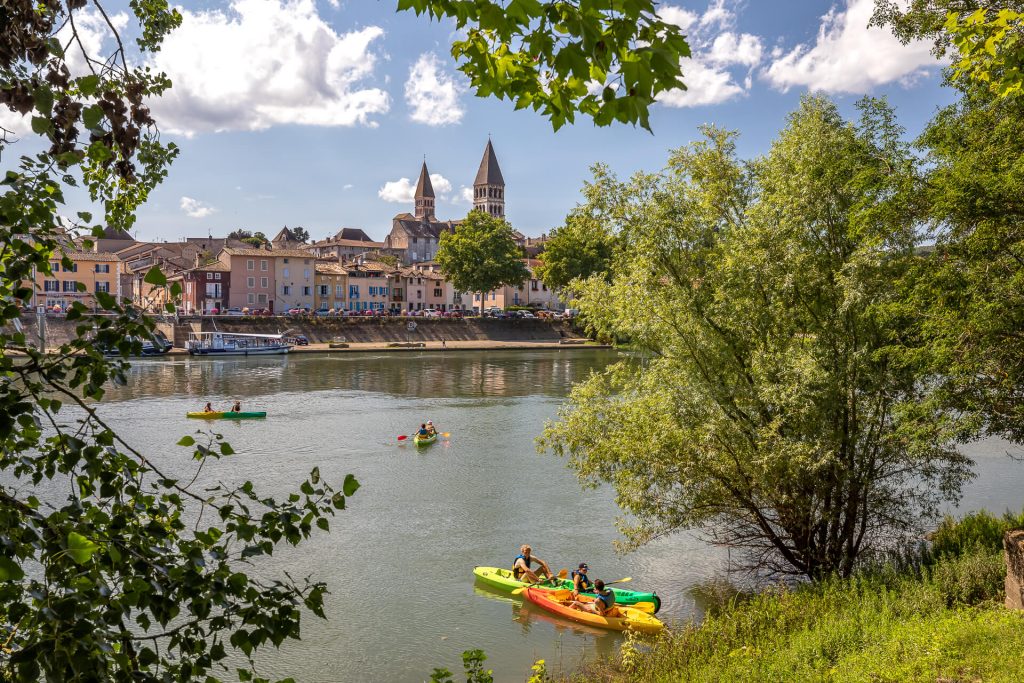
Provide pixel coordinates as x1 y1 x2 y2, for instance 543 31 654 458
571 570 592 592
512 554 533 579
596 589 615 610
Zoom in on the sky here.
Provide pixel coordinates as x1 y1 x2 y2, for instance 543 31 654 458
0 0 955 243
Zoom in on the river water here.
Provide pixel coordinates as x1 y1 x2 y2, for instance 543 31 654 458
93 350 1022 682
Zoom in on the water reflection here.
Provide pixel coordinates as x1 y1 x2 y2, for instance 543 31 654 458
107 350 615 403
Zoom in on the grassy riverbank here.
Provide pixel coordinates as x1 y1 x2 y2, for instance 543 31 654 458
584 510 1024 683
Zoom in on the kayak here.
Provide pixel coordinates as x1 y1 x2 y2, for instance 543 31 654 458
186 411 267 419
473 566 661 613
414 433 437 447
523 587 664 633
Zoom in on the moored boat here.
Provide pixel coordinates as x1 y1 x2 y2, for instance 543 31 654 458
186 331 291 356
522 587 664 633
472 566 661 612
100 331 173 357
186 411 267 419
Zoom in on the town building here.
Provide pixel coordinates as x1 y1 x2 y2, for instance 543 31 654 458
33 252 124 312
218 247 313 312
314 262 348 312
384 161 458 264
306 227 388 262
274 250 316 311
170 261 231 314
345 261 393 312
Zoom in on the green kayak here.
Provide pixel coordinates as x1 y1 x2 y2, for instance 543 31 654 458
187 411 267 419
473 566 661 613
414 433 437 447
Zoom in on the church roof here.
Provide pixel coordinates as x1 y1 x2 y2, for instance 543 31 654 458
333 227 373 242
474 140 505 186
392 214 459 239
414 161 435 198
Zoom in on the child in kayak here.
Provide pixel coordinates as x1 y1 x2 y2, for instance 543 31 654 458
232 401 241 412
203 402 214 413
570 562 593 598
426 421 437 437
417 424 430 438
513 544 554 583
572 579 615 615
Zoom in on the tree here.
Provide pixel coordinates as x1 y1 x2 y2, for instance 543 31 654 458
404 0 692 131
227 229 254 240
873 1 1024 98
538 97 972 580
536 170 618 290
290 226 310 243
436 210 529 313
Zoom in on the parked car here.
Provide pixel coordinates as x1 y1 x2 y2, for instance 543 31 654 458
226 307 243 316
287 334 309 346
521 312 537 319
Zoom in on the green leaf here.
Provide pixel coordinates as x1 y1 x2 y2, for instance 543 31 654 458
78 75 101 97
67 532 100 565
83 105 104 130
310 466 320 484
343 474 360 496
219 442 234 455
177 435 195 447
0 555 25 581
31 116 53 135
144 266 167 287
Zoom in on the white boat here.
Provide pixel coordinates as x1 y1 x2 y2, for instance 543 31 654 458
186 331 292 356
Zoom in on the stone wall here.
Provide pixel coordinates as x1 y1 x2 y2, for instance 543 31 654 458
1006 530 1024 610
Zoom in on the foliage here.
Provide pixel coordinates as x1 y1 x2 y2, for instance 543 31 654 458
0 2 360 680
227 229 254 240
590 546 1017 683
288 226 310 243
429 649 494 683
930 507 1024 558
537 175 618 290
436 209 530 305
400 0 691 131
539 96 973 580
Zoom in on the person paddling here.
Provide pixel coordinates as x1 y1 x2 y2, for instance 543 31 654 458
203 402 214 413
426 420 437 437
417 423 430 438
512 544 554 583
570 562 593 598
232 400 241 412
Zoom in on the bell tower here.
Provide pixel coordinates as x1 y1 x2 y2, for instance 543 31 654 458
473 139 505 218
414 160 435 220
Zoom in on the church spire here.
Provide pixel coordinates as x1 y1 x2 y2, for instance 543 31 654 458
473 139 505 219
414 160 435 220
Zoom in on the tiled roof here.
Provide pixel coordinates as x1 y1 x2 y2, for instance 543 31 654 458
311 238 386 249
65 252 123 261
414 161 435 198
222 247 313 258
315 263 348 275
392 215 458 239
474 140 505 186
334 227 372 241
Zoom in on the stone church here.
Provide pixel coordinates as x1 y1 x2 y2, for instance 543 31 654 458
384 140 506 264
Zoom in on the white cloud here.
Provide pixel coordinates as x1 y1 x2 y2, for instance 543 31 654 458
149 0 389 135
699 0 733 29
180 196 216 218
343 183 354 190
659 5 699 31
709 32 763 67
0 110 31 137
459 186 474 204
658 57 745 107
764 0 940 93
378 173 454 203
405 53 465 125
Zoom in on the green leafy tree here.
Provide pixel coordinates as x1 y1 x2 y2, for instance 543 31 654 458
290 226 310 243
436 210 529 313
537 171 619 290
227 229 254 240
539 97 972 580
401 0 692 131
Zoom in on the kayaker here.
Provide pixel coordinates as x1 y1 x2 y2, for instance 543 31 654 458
570 562 593 597
512 544 554 583
417 423 430 438
203 402 213 413
426 421 437 436
573 579 615 616
232 401 241 412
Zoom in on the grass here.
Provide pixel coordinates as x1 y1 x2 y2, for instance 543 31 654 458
579 509 1024 683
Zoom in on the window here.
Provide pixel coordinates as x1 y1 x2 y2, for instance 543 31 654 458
69 263 78 272
51 262 60 272
63 281 78 292
95 264 110 273
283 258 289 264
283 268 289 278
247 259 255 270
394 288 403 298
44 280 59 292
412 237 418 244
383 287 389 295
433 288 442 297
247 277 255 288
302 286 311 296
95 282 110 293
282 285 291 295
206 283 220 297
318 285 329 297
531 279 538 291
248 293 256 304
304 269 310 279
215 273 221 280
416 290 422 299
335 284 344 297
368 286 376 296
257 294 268 304
260 277 268 288
260 260 268 271
349 285 359 299
304 259 310 264
207 273 213 280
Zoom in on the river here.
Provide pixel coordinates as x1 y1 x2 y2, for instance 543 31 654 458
92 350 1022 682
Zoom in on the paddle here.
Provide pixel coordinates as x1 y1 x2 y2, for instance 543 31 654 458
604 577 632 586
397 431 449 441
511 568 567 595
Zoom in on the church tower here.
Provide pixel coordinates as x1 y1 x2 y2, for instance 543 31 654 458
473 140 505 218
414 161 435 220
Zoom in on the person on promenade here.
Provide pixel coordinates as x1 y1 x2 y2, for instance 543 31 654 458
572 579 615 615
513 544 554 583
570 562 593 597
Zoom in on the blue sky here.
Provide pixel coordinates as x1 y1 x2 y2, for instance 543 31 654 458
2 1 955 243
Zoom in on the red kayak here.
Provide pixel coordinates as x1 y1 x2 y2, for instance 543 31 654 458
521 587 664 633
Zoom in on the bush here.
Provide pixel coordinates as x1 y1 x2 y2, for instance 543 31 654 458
929 507 1024 558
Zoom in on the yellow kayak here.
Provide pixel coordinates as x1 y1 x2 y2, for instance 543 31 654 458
523 587 664 633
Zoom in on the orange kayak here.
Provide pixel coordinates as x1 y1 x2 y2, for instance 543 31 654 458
522 587 664 633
